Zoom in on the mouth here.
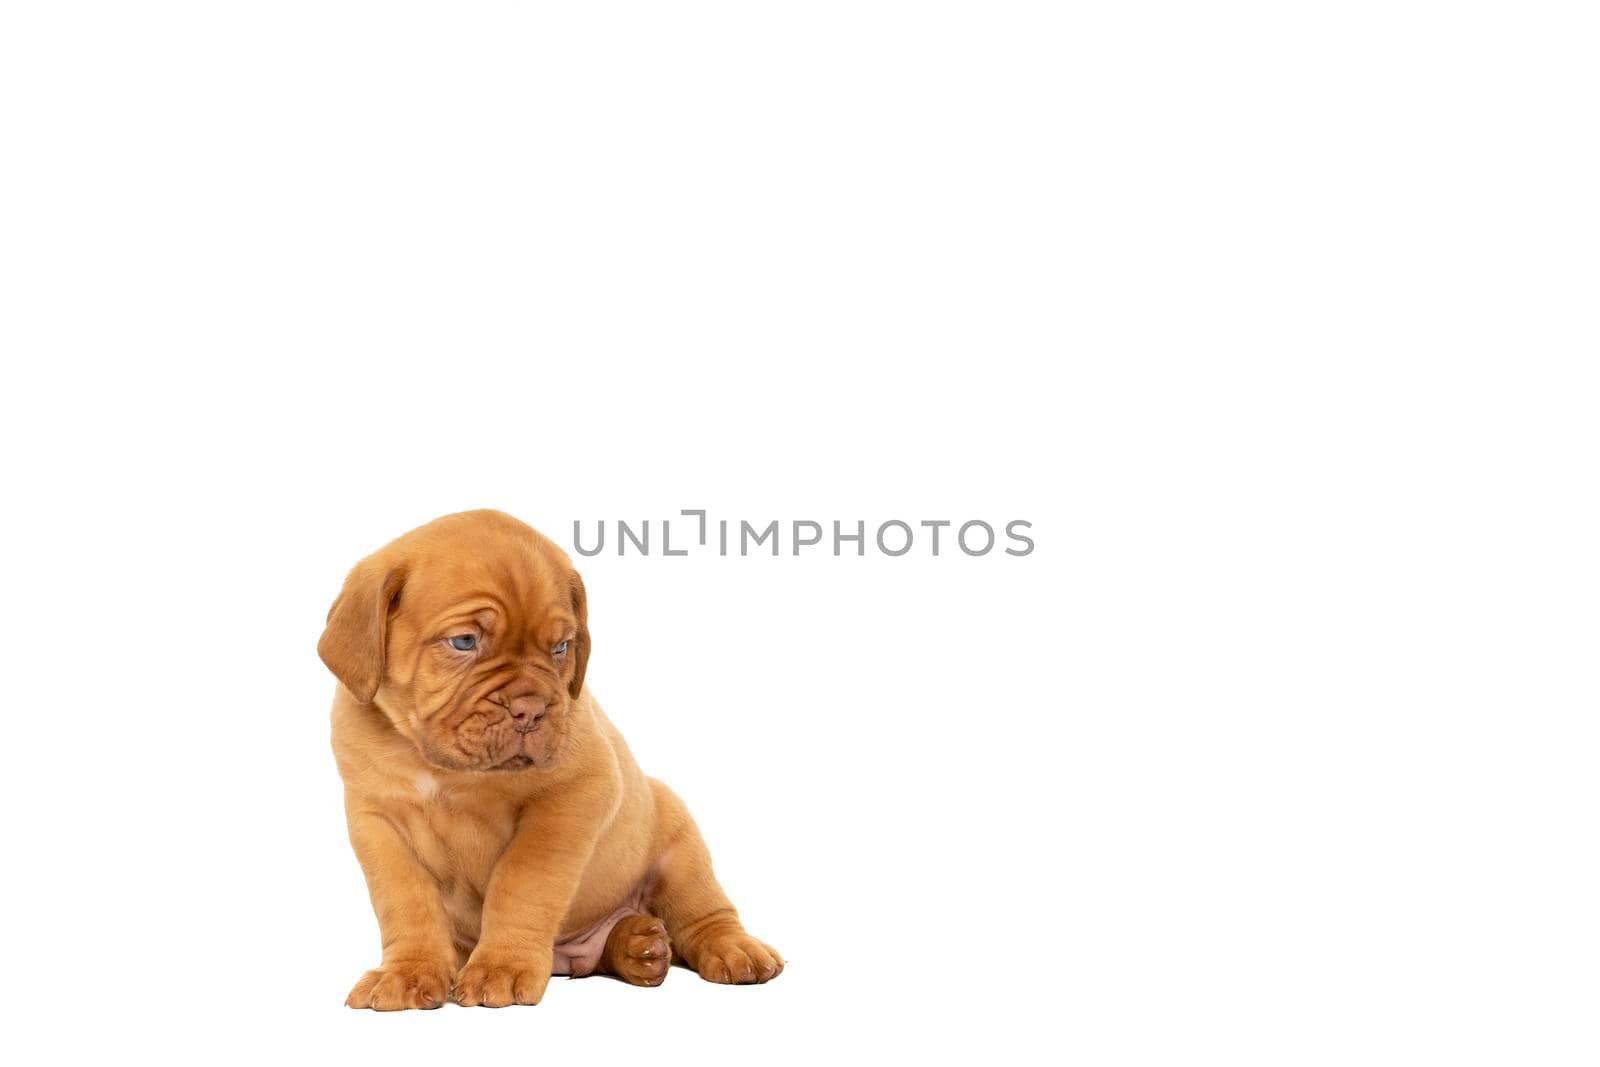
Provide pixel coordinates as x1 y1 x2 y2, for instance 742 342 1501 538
487 723 552 771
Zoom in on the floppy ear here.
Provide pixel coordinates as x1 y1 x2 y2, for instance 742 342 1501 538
568 571 590 700
318 559 406 703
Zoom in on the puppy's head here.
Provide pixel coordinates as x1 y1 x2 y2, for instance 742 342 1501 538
318 510 590 773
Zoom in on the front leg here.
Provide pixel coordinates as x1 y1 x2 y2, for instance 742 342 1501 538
453 775 615 1007
344 805 457 1010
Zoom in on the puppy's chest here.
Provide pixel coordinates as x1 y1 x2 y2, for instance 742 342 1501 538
388 771 519 893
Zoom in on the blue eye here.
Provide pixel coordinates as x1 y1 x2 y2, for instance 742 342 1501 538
552 640 569 655
448 634 477 651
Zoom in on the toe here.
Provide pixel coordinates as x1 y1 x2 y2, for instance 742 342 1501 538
727 948 758 984
747 943 784 982
346 970 381 1008
369 973 413 1011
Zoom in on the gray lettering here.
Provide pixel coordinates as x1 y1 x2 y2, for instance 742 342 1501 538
681 509 707 545
876 520 913 556
741 520 779 556
1005 520 1035 556
793 520 823 554
834 520 865 556
958 520 994 556
573 520 605 557
662 520 688 556
575 513 1027 561
618 519 649 555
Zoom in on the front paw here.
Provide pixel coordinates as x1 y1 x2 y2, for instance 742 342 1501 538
453 952 551 1007
346 959 453 1010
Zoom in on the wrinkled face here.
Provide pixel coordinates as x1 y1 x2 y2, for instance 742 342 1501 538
385 559 584 772
318 511 590 773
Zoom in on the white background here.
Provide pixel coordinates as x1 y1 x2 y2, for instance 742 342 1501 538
2 2 1596 1064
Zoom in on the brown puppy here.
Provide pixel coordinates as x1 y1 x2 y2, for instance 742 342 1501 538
320 509 782 1009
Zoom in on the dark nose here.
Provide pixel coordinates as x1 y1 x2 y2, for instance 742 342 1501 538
508 694 547 732
491 679 549 732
